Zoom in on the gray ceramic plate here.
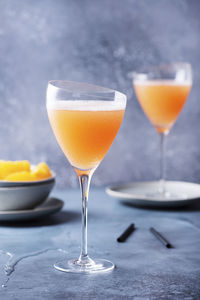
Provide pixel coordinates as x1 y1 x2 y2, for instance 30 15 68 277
106 181 200 207
0 197 64 221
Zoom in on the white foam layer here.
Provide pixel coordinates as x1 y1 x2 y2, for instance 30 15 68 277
133 80 192 86
47 100 126 111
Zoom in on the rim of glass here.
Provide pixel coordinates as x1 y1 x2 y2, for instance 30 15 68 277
132 62 192 81
48 80 126 102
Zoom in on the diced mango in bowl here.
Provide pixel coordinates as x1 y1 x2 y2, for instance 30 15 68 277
0 160 52 182
0 160 31 180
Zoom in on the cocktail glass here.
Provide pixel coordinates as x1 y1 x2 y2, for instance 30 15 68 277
46 80 126 273
133 63 192 199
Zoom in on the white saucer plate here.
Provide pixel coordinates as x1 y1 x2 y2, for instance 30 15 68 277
0 197 64 221
106 181 200 208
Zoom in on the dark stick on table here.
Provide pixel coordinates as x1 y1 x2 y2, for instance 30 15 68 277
117 223 135 243
150 227 173 248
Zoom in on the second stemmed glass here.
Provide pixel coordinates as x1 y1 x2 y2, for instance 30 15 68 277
133 63 192 199
46 80 126 273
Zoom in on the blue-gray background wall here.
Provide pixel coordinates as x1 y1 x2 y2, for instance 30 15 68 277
0 0 199 188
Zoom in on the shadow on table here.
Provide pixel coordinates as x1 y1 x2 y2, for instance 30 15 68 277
120 199 200 212
0 210 81 228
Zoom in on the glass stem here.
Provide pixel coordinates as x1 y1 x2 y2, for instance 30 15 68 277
159 132 167 194
78 173 91 263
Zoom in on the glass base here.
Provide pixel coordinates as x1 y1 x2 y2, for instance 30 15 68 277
145 189 187 200
142 180 187 200
54 256 115 274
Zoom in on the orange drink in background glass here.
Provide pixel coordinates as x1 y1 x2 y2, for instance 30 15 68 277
46 80 126 273
134 80 191 134
133 63 192 199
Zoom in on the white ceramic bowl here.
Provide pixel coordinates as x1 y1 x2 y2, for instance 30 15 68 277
0 174 55 211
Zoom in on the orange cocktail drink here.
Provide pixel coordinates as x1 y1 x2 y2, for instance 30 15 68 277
47 101 125 171
134 80 191 134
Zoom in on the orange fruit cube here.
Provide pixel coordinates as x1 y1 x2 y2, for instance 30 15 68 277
32 162 52 180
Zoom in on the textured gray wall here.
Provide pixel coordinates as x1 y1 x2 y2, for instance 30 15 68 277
0 0 200 188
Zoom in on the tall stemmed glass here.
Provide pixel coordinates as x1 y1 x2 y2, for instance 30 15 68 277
46 80 126 273
133 63 192 199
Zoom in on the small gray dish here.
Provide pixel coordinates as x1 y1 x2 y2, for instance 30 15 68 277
0 174 55 211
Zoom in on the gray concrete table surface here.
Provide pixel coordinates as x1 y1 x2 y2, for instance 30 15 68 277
0 187 200 300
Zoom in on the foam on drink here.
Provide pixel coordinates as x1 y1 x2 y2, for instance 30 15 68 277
47 100 126 111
